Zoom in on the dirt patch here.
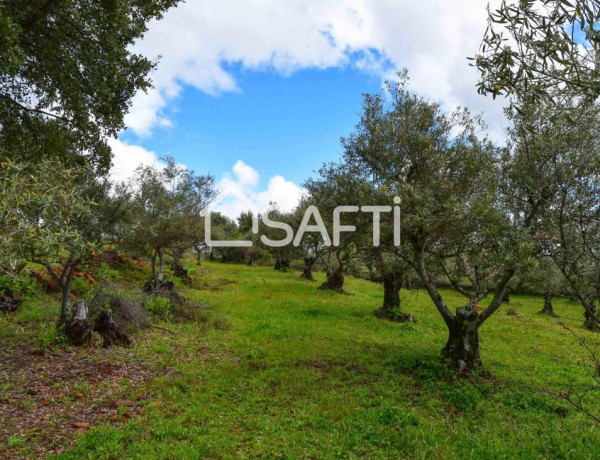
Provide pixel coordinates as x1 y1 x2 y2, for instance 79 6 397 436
0 343 166 458
31 269 96 294
87 250 127 270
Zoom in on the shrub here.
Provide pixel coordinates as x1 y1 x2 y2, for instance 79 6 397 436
87 285 150 330
97 262 121 281
71 277 92 297
143 295 172 322
0 274 37 297
33 323 67 352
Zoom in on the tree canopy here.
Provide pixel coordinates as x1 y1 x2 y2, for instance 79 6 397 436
0 0 180 173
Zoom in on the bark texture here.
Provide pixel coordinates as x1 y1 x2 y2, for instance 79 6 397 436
584 304 600 332
300 257 316 281
64 300 93 346
374 270 415 322
319 270 346 293
0 289 22 313
442 305 482 373
95 309 132 347
540 292 557 316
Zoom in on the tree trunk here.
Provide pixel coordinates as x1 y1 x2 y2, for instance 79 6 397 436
374 270 415 322
300 257 316 281
502 291 510 303
58 274 74 326
0 289 22 314
584 303 600 332
319 269 346 293
404 273 413 290
274 257 290 271
151 250 158 285
158 249 165 282
65 300 93 345
95 309 132 347
441 305 482 373
540 292 557 316
382 271 401 309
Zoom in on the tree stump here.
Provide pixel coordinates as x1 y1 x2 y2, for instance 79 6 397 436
65 300 93 345
173 264 192 285
143 278 184 303
0 289 22 313
95 309 132 347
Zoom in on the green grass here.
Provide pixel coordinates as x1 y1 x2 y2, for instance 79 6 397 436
6 260 600 458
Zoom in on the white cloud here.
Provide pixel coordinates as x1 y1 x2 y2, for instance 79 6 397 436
108 138 163 184
108 138 187 184
214 160 305 219
107 144 300 217
232 159 259 186
125 0 506 137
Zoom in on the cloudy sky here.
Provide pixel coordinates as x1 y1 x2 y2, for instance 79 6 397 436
112 0 506 218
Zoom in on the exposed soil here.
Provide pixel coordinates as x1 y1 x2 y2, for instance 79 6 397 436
0 341 166 458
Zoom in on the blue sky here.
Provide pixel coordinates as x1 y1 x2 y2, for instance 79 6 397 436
120 66 382 189
110 0 507 218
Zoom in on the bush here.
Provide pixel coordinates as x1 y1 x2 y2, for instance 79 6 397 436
71 277 92 297
33 323 67 352
143 295 172 322
97 262 121 281
0 274 37 297
87 285 150 330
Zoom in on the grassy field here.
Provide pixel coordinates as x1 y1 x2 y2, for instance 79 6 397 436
3 260 600 459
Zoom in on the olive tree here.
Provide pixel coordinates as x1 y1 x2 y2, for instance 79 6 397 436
0 159 99 325
338 74 541 372
474 0 600 103
506 99 600 330
292 197 327 281
124 158 216 288
304 163 368 294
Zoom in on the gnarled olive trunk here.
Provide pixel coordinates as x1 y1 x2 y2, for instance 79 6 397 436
540 292 556 316
301 257 316 281
584 303 600 332
274 257 291 271
50 262 79 327
59 278 73 326
442 305 482 373
373 269 415 322
319 269 345 293
65 300 93 345
151 249 166 285
382 271 401 309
